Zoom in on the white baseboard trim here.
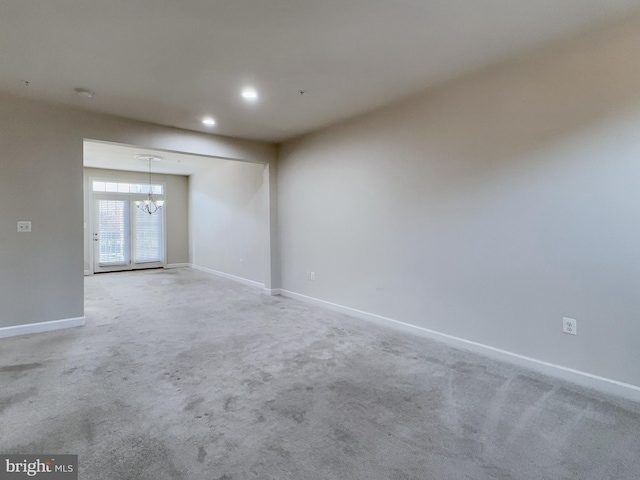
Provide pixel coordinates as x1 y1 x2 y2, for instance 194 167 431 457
263 288 281 296
165 263 191 269
84 270 92 276
0 317 86 339
191 264 265 289
279 289 640 403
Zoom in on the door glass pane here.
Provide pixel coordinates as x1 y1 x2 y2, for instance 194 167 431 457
135 207 162 263
98 199 128 264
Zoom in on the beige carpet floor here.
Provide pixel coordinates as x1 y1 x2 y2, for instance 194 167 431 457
1 268 639 479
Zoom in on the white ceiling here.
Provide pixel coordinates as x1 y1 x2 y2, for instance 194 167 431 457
2 0 640 143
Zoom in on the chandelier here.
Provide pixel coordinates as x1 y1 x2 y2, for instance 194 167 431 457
134 154 165 215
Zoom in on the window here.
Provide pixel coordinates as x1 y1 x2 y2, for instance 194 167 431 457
92 181 164 195
134 207 163 263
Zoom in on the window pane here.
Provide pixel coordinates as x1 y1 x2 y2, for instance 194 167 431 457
92 180 163 195
135 207 162 263
98 199 128 264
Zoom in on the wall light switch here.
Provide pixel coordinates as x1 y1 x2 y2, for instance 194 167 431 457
17 221 32 232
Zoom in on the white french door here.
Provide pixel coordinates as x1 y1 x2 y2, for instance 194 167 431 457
93 194 165 273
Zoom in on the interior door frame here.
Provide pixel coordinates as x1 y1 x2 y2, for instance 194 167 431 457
89 177 167 274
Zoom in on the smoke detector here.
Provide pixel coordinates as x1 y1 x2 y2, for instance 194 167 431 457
74 87 95 98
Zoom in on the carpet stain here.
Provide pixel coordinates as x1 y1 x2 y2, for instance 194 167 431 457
241 378 264 390
454 361 487 375
184 396 205 411
266 444 291 458
269 402 305 424
197 446 207 462
81 417 96 445
224 396 240 412
0 363 42 373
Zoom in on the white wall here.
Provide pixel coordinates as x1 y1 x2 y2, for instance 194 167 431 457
83 167 189 272
0 95 275 329
278 14 640 387
189 159 268 284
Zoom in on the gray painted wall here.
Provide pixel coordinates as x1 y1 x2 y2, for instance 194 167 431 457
277 15 640 387
189 159 268 284
83 167 189 271
0 95 275 328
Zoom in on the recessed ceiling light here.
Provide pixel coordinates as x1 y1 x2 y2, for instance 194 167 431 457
241 88 258 101
74 87 95 98
202 117 216 126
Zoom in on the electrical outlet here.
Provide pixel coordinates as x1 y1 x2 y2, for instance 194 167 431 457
563 317 577 335
17 221 31 232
